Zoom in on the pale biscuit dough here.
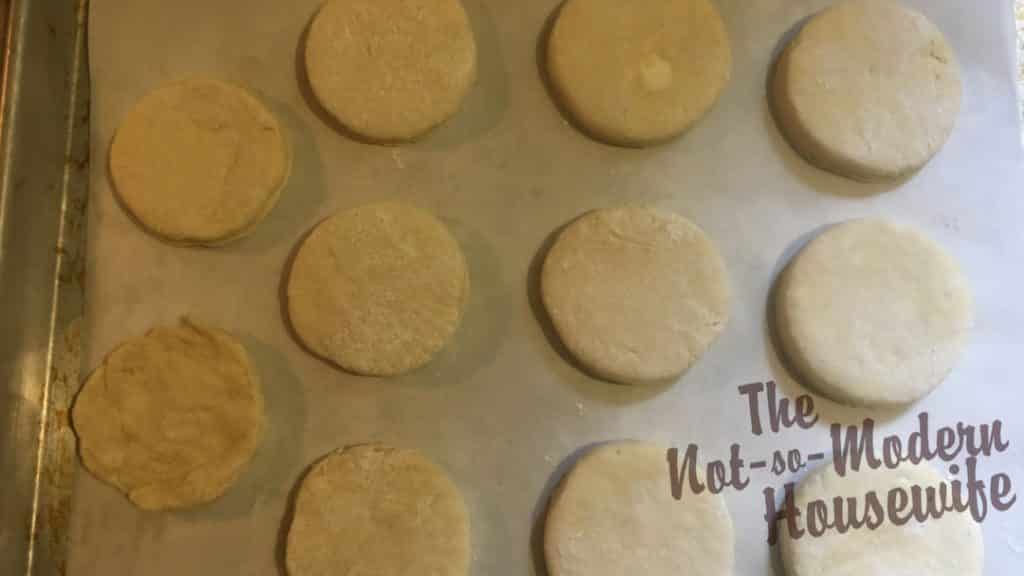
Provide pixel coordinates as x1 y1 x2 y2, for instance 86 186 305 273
544 441 734 576
304 0 477 142
285 444 470 576
774 219 973 407
781 461 983 576
546 0 731 146
772 0 961 180
110 78 290 245
286 202 469 376
541 207 729 384
71 319 265 510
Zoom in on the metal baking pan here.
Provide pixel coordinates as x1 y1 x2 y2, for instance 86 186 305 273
5 0 1024 575
0 0 89 574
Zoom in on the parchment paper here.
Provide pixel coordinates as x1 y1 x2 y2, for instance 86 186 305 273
73 0 1024 574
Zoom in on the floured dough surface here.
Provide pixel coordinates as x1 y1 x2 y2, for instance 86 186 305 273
546 0 731 146
286 444 470 576
781 461 983 576
287 202 469 376
541 207 729 384
110 78 290 245
775 219 972 406
772 0 961 180
71 319 265 510
545 441 734 576
304 0 477 141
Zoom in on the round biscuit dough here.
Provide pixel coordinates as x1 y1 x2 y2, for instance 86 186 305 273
772 0 961 180
546 0 732 146
286 202 469 376
285 444 470 576
541 207 729 384
544 441 734 576
774 219 972 407
71 319 266 510
110 79 291 245
781 461 983 576
304 0 477 141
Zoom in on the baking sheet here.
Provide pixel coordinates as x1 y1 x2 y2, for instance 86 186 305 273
0 0 89 574
74 0 1024 574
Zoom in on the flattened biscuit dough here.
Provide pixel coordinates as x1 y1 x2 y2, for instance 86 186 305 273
72 319 265 510
546 0 731 146
774 219 973 406
541 207 729 384
772 0 961 180
287 202 469 376
781 461 983 576
286 444 470 576
544 441 734 576
304 0 477 141
110 79 290 245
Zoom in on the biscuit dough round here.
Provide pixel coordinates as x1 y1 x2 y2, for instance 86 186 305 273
71 319 265 510
304 0 477 141
287 202 469 376
110 78 290 245
781 461 983 576
541 207 729 384
544 441 734 576
775 219 972 406
546 0 731 146
286 444 470 576
772 0 961 180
